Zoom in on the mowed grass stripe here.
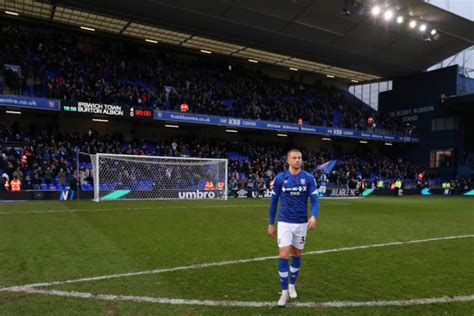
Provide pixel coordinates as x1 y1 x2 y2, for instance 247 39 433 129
32 236 474 303
0 197 473 315
3 233 470 290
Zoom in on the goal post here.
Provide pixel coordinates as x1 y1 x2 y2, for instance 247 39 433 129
88 153 228 202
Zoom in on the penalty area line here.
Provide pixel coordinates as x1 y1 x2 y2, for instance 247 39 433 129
0 203 267 215
2 286 474 308
0 200 350 215
3 234 473 290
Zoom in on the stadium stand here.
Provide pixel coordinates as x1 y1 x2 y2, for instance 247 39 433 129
1 121 453 194
0 13 472 196
0 23 402 134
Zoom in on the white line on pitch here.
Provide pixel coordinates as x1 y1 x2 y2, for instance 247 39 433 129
0 204 266 215
3 286 474 308
5 234 473 289
0 201 349 215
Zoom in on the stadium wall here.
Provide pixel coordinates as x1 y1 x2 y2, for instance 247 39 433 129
379 65 464 176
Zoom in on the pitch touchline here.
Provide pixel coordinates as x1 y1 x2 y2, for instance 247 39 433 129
4 287 474 308
4 234 473 289
0 204 266 215
0 201 349 215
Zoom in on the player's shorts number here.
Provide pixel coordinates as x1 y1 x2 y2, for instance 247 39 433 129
277 222 308 250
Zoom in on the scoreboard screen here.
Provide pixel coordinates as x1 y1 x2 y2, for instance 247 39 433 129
61 101 153 120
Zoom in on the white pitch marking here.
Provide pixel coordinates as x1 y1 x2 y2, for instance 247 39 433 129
0 204 267 215
5 234 473 289
3 286 474 308
0 200 349 215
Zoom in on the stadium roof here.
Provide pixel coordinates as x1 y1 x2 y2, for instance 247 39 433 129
3 0 474 82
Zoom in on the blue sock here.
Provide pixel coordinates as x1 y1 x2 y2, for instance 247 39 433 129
290 256 301 285
278 258 289 290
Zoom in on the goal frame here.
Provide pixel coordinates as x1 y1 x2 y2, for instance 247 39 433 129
91 153 228 202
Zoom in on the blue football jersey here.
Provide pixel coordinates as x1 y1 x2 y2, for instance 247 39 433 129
269 170 319 224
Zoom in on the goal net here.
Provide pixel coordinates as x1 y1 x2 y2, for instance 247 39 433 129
89 153 228 201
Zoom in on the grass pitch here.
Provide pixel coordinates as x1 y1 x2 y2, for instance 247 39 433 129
0 197 473 315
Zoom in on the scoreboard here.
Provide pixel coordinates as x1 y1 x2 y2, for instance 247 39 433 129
61 101 153 120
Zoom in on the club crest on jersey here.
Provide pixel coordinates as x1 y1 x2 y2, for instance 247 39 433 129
283 180 288 184
300 179 306 185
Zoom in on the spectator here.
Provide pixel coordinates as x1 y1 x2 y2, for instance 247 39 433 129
0 22 405 134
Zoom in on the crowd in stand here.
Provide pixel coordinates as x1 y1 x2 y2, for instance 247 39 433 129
0 122 451 194
2 23 470 194
1 23 402 133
